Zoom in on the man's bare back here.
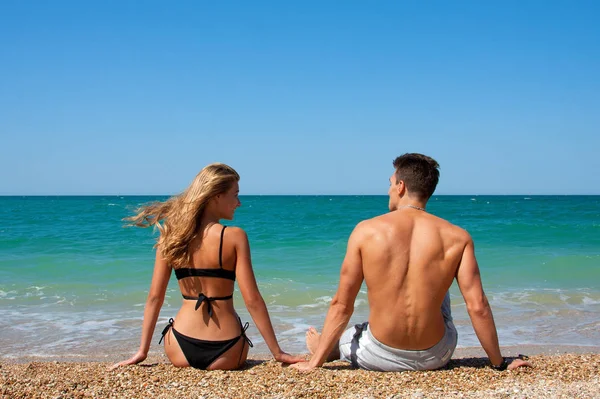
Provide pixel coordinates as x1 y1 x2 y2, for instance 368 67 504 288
358 208 468 350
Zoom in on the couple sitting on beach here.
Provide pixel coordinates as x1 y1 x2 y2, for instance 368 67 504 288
112 153 531 372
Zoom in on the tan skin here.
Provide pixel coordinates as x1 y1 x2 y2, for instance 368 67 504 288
111 181 303 370
292 173 532 372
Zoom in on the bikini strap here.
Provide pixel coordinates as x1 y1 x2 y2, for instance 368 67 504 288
219 226 227 268
158 318 174 345
236 318 254 367
240 320 254 348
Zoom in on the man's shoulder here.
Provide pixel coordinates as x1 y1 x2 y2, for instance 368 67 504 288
350 215 385 238
433 216 472 243
355 213 389 230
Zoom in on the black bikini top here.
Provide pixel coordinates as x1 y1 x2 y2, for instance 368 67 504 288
174 226 236 281
174 226 235 317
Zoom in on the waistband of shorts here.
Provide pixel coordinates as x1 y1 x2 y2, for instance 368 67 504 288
365 322 455 358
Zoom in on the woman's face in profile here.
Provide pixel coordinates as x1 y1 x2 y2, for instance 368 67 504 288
218 181 241 220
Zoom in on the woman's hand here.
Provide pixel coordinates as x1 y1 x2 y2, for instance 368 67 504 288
108 350 147 371
273 351 306 364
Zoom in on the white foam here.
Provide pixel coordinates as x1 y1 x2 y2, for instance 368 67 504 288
582 296 600 305
297 295 333 309
297 303 324 309
280 324 312 336
79 319 118 328
2 285 600 358
24 353 89 359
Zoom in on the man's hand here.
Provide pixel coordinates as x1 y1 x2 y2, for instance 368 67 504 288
273 351 305 364
108 351 147 371
508 358 533 370
290 361 318 372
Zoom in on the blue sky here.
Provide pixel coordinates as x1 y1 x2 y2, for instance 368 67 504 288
1 1 599 195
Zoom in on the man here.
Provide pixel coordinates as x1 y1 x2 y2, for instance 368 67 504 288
292 153 531 372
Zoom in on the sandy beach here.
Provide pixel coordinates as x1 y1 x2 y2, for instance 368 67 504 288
2 346 599 399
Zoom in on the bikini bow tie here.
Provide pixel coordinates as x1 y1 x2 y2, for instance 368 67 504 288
195 293 214 317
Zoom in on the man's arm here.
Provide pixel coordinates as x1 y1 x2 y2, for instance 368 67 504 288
455 236 504 366
293 223 365 371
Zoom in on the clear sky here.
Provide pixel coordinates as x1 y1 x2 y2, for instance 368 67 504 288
1 1 599 195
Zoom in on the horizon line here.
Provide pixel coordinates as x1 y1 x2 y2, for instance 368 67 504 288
1 193 599 197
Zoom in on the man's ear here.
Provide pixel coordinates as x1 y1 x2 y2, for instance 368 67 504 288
396 180 405 196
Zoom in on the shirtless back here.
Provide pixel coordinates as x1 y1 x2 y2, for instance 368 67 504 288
360 208 468 350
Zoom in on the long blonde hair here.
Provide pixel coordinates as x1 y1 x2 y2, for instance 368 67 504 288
125 163 240 268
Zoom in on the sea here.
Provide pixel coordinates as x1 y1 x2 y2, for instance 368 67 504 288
1 195 599 361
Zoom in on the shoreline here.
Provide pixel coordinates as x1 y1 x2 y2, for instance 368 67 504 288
3 343 600 365
2 344 599 365
2 346 599 398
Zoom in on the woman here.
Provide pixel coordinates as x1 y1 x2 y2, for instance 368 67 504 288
112 163 302 370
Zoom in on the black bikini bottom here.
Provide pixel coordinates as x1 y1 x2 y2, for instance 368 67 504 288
159 318 254 370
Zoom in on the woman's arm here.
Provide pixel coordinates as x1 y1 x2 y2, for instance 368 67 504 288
232 227 303 364
110 246 171 369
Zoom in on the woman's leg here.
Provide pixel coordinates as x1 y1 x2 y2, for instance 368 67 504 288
163 328 190 368
206 336 250 370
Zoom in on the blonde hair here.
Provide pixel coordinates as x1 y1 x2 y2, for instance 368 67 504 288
125 163 240 268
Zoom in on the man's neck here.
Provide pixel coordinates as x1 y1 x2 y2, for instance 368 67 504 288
396 197 427 211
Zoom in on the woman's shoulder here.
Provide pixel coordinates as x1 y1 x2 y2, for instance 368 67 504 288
222 225 248 241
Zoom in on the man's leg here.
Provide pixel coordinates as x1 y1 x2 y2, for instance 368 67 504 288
305 327 340 362
338 322 368 367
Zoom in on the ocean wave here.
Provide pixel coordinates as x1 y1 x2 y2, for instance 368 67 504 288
296 295 334 309
279 323 312 336
1 292 599 359
582 296 600 305
487 288 600 307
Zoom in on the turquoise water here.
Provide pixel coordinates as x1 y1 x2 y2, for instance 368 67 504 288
1 195 599 360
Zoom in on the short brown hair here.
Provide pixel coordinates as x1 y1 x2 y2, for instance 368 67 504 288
393 153 440 200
